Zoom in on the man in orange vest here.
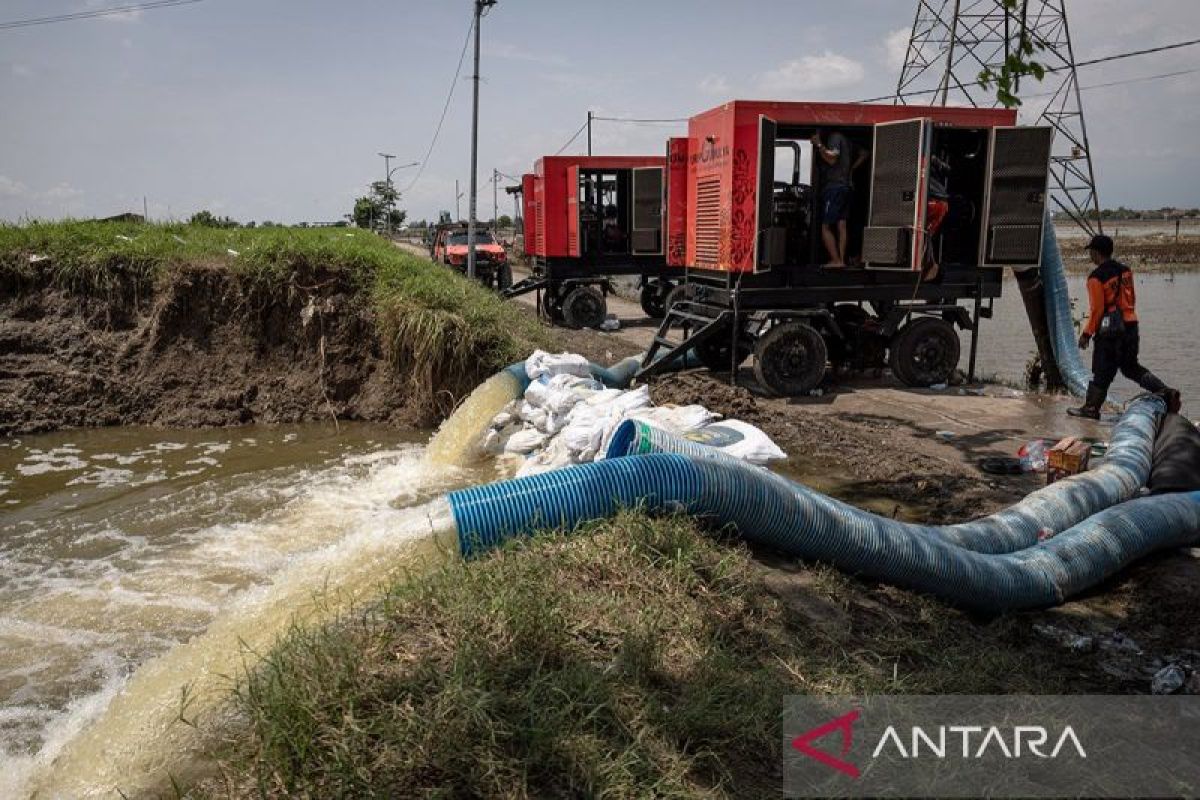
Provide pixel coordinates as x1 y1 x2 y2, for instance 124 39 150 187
1068 234 1181 419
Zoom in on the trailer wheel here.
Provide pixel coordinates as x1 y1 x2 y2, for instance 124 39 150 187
562 285 607 330
639 281 671 318
889 316 961 388
753 322 828 397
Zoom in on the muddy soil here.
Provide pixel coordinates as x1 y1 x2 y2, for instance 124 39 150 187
1 266 426 436
648 368 1200 693
649 370 1034 523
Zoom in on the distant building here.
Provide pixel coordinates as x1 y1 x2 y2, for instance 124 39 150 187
95 212 146 223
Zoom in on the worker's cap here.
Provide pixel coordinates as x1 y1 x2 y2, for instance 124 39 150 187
1085 234 1114 257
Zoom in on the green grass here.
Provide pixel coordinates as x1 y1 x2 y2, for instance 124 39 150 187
0 219 550 387
200 511 1100 799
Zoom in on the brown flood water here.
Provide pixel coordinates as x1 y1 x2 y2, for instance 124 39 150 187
962 269 1198 416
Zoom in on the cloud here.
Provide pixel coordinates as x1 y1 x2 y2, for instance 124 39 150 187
41 183 85 203
0 176 27 197
883 28 910 71
755 51 866 98
698 74 731 96
11 63 33 78
485 41 567 66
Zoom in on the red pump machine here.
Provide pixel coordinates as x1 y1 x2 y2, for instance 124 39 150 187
639 100 1054 395
505 151 690 328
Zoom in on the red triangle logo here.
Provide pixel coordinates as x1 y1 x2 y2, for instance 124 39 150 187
791 709 861 779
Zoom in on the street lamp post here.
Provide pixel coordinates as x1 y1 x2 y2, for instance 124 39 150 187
377 153 417 234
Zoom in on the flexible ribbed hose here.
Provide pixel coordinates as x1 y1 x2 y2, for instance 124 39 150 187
446 452 1200 613
606 396 1166 554
1041 215 1093 396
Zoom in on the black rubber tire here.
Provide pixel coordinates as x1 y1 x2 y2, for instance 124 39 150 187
639 281 669 318
695 331 752 373
889 316 961 388
753 322 828 396
497 263 513 291
561 285 607 330
664 282 695 314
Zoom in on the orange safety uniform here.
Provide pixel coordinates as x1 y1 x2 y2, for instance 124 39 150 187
1082 259 1137 337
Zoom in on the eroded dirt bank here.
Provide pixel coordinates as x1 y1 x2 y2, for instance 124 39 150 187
2 266 425 435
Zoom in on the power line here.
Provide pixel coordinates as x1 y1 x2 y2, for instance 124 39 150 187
859 36 1200 103
403 13 475 194
1070 38 1200 70
0 0 204 31
554 119 589 156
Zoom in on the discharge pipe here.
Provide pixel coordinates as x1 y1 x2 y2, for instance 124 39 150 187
446 444 1199 614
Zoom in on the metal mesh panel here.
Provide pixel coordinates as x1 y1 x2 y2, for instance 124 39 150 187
870 121 922 227
989 225 1044 262
863 226 910 266
632 168 662 230
987 128 1053 225
695 177 721 268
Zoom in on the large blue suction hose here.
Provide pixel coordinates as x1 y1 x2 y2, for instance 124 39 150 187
607 397 1166 554
1040 214 1093 397
447 450 1200 613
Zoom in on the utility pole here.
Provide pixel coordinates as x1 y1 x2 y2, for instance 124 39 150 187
492 168 499 230
587 110 593 156
467 0 497 281
379 152 396 234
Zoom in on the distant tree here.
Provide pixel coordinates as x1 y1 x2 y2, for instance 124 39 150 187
351 197 377 229
497 214 513 228
350 181 406 230
189 209 239 228
245 220 256 228
409 219 428 229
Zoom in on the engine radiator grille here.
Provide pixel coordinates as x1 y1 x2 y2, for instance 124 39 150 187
695 177 721 268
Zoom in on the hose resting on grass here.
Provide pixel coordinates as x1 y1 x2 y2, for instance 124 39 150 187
446 448 1200 613
605 396 1166 555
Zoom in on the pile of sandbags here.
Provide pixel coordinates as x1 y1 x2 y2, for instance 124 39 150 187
482 351 786 476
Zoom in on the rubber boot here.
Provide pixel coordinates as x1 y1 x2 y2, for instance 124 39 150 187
1067 383 1105 420
1137 372 1182 414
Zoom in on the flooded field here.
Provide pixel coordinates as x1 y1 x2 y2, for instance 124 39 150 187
0 423 488 797
963 269 1198 415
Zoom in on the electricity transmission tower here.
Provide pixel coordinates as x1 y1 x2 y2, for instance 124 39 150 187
895 0 1102 234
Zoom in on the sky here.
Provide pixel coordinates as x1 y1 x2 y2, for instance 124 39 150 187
1 0 1198 224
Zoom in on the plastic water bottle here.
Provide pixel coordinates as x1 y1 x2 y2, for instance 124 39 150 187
1018 439 1048 472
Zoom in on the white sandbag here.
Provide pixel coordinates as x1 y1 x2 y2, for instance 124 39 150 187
524 350 592 380
504 428 548 455
628 404 720 434
680 419 786 464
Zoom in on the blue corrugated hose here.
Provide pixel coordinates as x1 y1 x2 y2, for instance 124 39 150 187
1041 214 1093 397
447 450 1200 613
605 396 1166 554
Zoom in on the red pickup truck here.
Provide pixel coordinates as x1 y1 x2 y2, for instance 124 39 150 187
430 225 511 290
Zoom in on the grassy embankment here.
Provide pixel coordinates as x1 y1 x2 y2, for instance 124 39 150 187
198 512 1094 799
0 220 550 388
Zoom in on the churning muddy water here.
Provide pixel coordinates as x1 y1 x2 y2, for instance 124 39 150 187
0 423 489 797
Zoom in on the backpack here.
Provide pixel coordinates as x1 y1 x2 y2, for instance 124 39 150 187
1096 270 1126 338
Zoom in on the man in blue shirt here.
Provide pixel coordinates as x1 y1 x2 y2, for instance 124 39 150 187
812 130 866 267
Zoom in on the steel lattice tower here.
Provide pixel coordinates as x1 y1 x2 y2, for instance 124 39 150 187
896 0 1102 234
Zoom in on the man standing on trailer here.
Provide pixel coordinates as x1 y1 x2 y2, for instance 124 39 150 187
812 129 866 267
1068 234 1181 419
